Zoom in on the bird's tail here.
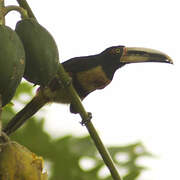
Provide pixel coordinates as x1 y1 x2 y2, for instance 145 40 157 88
3 92 48 136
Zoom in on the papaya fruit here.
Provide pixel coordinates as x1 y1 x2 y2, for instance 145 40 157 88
0 140 48 180
15 18 59 86
0 25 25 106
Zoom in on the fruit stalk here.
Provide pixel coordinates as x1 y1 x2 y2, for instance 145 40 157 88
4 6 28 19
16 0 36 20
0 0 5 25
0 2 28 24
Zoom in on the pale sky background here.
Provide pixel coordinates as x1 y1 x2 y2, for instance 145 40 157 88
6 0 180 180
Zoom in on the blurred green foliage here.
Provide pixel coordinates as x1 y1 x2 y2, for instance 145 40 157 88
2 82 152 180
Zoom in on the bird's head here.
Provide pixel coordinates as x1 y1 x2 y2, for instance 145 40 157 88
101 46 173 67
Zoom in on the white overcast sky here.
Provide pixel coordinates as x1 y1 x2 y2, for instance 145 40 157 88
6 0 180 180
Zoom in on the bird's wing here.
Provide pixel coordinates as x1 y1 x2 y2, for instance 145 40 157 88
62 55 99 73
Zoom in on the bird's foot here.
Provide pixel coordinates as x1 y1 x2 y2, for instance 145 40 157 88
0 132 10 143
80 112 92 126
63 77 72 87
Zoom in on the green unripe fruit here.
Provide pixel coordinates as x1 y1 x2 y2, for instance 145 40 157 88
15 18 59 86
0 25 25 106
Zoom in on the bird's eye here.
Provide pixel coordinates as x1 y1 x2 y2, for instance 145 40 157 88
115 48 121 53
106 47 123 55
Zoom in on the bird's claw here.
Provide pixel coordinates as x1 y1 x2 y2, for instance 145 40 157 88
56 76 72 89
80 112 92 126
0 132 10 143
63 77 72 87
